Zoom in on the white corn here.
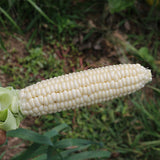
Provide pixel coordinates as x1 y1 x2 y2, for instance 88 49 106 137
19 64 152 116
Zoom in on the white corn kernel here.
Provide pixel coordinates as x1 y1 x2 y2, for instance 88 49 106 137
29 98 35 107
47 94 53 104
34 97 41 106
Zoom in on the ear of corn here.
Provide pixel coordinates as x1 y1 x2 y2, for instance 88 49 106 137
19 64 152 116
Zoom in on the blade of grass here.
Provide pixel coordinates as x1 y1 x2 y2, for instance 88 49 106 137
0 7 21 32
25 15 40 32
132 100 158 125
141 140 160 148
148 85 160 94
0 36 7 52
8 0 16 10
27 0 56 25
26 29 37 49
132 131 160 148
146 0 157 21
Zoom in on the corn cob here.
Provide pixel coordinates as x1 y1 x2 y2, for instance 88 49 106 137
19 64 152 116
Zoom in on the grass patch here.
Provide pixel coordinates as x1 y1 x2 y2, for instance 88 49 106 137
0 47 65 88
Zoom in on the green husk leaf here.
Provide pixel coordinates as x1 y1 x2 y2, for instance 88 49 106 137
0 109 17 131
0 87 24 131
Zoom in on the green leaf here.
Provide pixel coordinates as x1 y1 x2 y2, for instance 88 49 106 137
108 0 135 13
66 150 111 160
44 123 69 138
55 139 95 149
7 128 53 146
